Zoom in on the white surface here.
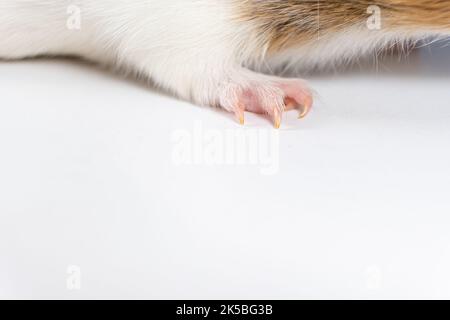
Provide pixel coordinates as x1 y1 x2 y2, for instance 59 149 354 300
1 46 450 299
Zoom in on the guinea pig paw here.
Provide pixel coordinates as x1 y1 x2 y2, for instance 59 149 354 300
220 77 313 128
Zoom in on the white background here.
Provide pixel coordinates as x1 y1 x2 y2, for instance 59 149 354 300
1 44 450 299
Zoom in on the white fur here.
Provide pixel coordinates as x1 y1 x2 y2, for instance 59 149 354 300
266 27 447 75
0 1 446 111
1 0 271 111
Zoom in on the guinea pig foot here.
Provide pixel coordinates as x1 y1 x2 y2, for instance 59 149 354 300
223 77 313 128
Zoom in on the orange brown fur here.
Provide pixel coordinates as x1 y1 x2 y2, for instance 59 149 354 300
237 0 450 53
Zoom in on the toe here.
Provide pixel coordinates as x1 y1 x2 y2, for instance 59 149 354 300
284 97 298 111
279 82 314 118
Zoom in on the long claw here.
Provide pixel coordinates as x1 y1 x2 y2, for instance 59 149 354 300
298 104 310 119
235 105 245 125
273 108 281 129
285 94 313 119
298 96 313 119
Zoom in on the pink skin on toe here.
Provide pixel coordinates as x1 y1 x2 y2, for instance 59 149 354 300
232 79 313 128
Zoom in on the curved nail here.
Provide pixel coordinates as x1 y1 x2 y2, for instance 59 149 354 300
235 106 244 125
298 104 310 119
274 108 281 129
298 97 313 119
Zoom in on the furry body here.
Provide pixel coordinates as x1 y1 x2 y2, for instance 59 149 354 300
1 1 449 126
